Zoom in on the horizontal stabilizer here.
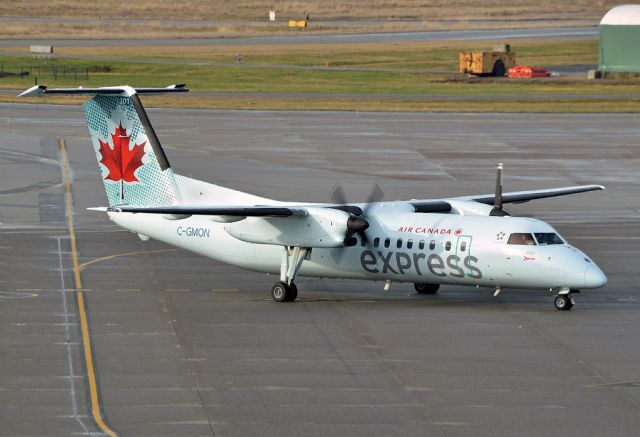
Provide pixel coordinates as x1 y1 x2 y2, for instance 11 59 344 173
19 84 188 97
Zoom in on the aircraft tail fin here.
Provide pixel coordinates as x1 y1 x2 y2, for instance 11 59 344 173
20 84 187 207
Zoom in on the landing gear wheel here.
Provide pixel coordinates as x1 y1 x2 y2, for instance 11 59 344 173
271 281 298 302
414 283 440 294
286 283 298 302
554 294 574 311
271 282 289 302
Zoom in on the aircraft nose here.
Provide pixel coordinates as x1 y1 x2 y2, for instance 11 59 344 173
584 265 607 288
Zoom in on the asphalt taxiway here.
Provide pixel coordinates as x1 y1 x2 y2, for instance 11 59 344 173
1 104 640 436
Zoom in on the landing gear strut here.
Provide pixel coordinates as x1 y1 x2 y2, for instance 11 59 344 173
271 246 309 302
414 283 440 294
553 289 575 311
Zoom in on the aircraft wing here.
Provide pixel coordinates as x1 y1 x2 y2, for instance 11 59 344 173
464 184 605 205
410 184 604 210
111 185 604 217
109 205 307 217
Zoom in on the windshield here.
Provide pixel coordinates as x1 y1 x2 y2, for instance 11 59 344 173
507 233 536 245
534 233 564 245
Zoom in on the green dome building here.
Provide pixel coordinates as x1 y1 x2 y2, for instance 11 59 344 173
599 5 640 72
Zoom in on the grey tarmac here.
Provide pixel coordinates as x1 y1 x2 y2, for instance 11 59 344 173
1 104 639 436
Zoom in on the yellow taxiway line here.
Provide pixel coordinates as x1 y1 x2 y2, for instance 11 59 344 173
60 138 118 437
78 248 180 271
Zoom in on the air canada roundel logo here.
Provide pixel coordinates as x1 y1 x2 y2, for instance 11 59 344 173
98 122 146 199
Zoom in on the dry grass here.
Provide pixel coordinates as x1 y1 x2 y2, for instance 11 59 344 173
0 0 621 20
0 1 626 38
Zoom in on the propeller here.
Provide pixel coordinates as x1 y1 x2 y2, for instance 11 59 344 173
489 162 510 217
329 182 385 260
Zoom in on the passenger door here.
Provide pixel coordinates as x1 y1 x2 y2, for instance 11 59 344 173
455 235 473 275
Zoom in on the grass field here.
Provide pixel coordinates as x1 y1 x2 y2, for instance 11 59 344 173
0 0 618 20
2 39 639 112
0 0 625 38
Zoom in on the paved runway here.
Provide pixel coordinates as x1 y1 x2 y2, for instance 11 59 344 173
1 104 640 436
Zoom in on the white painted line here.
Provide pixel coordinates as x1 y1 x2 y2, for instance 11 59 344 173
56 236 90 435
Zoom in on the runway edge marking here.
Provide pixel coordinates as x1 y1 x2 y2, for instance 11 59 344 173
60 137 119 437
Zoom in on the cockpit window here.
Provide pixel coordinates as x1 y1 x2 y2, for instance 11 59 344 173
534 233 564 245
507 233 536 245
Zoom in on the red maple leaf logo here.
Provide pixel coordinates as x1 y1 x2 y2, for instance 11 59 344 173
98 122 146 199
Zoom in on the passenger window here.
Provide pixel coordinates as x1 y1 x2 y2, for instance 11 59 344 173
507 233 536 245
374 237 380 248
460 242 467 252
418 240 425 250
384 238 390 248
396 238 403 249
445 241 451 251
429 240 436 250
407 239 413 249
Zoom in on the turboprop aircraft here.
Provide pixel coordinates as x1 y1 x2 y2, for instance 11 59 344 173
20 84 607 310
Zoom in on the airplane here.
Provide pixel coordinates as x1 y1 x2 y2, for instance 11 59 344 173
20 84 607 311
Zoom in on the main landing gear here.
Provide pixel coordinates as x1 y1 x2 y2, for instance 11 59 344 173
271 246 310 303
414 283 440 294
271 281 298 302
553 289 576 311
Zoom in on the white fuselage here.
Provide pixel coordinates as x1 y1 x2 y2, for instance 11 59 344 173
108 206 606 291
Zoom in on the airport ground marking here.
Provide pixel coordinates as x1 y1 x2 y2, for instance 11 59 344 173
60 138 119 437
78 248 180 271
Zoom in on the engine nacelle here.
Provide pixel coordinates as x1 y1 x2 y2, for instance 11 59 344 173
224 207 351 247
446 199 494 216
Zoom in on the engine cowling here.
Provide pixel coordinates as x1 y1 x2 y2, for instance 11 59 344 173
224 207 353 247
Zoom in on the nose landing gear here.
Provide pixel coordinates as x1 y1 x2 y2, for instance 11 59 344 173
553 288 577 311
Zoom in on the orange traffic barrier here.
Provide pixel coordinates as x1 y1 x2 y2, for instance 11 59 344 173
507 65 550 78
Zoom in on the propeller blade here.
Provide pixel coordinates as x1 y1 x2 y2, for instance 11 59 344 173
329 184 347 205
330 181 384 263
365 181 386 206
356 181 385 256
